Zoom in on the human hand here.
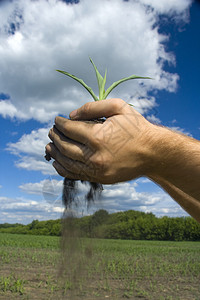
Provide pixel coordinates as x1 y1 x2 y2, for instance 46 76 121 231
46 98 155 184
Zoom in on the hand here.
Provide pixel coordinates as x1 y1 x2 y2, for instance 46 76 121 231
45 98 200 222
46 98 155 184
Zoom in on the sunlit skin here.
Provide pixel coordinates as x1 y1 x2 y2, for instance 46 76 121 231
46 98 200 223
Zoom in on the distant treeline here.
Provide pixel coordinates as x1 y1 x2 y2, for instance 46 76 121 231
0 210 200 241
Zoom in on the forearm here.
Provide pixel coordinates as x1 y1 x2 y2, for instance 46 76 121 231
148 125 200 203
148 175 200 223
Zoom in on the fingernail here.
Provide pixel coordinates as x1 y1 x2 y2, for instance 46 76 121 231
69 109 77 119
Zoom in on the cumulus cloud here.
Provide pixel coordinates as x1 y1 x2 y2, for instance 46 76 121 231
168 126 193 137
147 114 162 124
0 177 188 224
19 178 63 205
7 127 49 156
0 0 192 122
19 178 182 215
0 196 64 224
6 127 56 174
17 176 190 220
148 205 189 217
136 178 152 184
15 156 55 175
102 182 161 211
141 0 191 17
93 181 188 217
20 178 63 195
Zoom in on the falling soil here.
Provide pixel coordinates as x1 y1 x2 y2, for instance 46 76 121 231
45 120 104 296
62 178 103 209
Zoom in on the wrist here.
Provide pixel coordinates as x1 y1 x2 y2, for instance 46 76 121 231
144 125 179 179
145 125 192 180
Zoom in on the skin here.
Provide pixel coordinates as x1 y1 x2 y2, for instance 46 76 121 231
46 98 200 223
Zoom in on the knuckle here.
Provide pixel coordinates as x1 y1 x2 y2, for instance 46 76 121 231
110 98 125 110
89 153 109 172
90 124 102 146
63 122 69 134
90 155 102 167
91 136 101 149
59 143 67 155
79 102 92 116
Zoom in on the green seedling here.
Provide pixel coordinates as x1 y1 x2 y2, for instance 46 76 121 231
56 57 151 102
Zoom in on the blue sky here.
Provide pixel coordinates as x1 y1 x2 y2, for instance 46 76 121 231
155 3 200 137
0 0 199 224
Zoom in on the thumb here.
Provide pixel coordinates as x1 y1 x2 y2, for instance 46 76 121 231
69 98 129 120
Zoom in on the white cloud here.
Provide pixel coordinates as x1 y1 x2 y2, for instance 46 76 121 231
149 205 189 217
19 179 63 195
0 196 64 224
136 178 152 184
7 127 49 156
6 127 57 174
19 178 63 205
147 114 161 124
15 156 56 175
102 182 161 210
0 177 189 224
168 126 193 137
0 0 192 122
141 0 192 17
0 100 21 119
99 181 188 217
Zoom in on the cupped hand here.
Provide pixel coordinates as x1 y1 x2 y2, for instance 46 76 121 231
45 98 154 184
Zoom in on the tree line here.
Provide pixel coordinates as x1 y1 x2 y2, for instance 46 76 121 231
0 209 200 241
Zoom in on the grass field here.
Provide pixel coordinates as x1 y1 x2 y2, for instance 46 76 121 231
0 233 199 299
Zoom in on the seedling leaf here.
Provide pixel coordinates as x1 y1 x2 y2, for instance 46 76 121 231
57 58 151 104
101 69 107 100
89 58 107 100
56 69 99 101
104 75 152 99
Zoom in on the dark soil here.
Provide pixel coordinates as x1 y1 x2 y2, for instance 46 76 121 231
62 178 103 209
45 119 104 288
44 147 103 210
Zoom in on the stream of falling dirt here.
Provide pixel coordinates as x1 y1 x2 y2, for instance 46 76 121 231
59 178 103 298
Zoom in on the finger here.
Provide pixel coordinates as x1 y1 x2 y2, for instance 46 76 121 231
48 127 87 162
52 161 80 179
47 141 96 177
54 116 95 145
46 143 74 165
69 98 132 120
46 143 89 174
52 160 95 182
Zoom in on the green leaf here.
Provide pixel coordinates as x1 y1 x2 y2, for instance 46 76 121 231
57 58 152 103
104 75 152 99
89 58 107 100
56 69 99 101
101 70 107 100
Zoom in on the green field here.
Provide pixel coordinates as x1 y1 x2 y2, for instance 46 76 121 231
0 233 199 299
